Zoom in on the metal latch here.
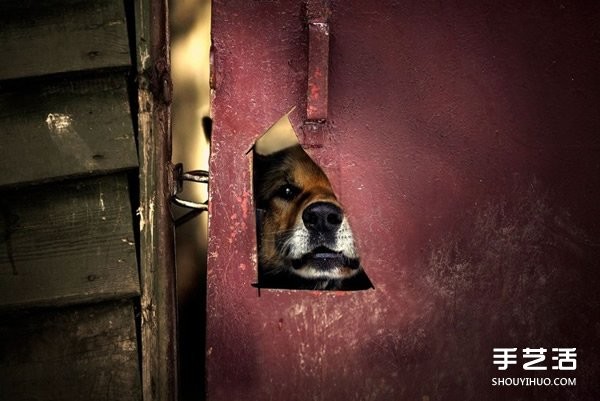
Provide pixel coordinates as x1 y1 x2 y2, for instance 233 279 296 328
170 163 209 226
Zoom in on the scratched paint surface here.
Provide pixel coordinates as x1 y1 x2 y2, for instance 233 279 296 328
207 1 600 400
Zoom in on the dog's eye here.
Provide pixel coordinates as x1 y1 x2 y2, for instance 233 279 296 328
275 184 300 201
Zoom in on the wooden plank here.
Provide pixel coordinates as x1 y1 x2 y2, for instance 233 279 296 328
0 173 139 310
135 0 179 400
0 73 138 187
0 301 141 401
0 0 130 81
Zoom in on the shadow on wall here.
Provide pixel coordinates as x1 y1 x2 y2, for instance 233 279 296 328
170 0 211 400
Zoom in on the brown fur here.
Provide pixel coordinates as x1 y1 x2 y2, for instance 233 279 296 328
253 144 372 290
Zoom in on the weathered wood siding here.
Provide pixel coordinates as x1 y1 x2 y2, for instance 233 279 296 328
0 73 138 186
0 301 141 401
0 0 130 80
0 0 145 399
0 174 139 310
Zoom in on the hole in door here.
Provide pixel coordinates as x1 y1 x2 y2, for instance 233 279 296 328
252 111 373 291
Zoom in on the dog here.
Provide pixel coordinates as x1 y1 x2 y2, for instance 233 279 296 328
253 144 372 290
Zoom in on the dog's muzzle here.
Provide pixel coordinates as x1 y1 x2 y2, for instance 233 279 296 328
302 202 344 235
287 201 361 278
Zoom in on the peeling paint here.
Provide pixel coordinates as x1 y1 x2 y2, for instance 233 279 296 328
140 49 151 71
46 113 98 170
46 113 73 134
137 206 145 231
99 192 106 212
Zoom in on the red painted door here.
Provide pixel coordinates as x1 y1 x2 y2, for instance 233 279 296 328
207 1 600 400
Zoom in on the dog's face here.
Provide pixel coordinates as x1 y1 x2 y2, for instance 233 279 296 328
253 144 371 290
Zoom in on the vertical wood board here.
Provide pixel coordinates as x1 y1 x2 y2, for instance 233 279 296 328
135 0 179 400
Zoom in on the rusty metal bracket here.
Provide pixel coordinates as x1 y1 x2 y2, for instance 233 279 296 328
306 0 331 122
170 163 209 226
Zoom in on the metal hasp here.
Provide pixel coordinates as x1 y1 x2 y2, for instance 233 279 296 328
306 0 330 121
170 163 209 226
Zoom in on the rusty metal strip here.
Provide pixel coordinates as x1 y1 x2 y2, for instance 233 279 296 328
306 0 330 122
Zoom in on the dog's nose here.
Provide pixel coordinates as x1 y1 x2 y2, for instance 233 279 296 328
302 202 344 233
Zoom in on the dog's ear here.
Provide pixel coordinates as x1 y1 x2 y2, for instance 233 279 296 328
252 149 287 208
252 150 270 176
252 150 270 206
